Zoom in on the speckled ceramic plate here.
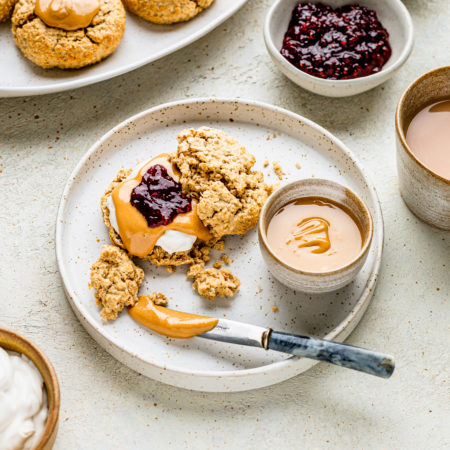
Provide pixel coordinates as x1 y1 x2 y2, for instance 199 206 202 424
56 98 383 392
0 0 248 97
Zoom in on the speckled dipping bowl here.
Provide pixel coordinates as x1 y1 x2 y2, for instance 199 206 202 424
0 328 60 450
258 179 373 293
396 66 450 230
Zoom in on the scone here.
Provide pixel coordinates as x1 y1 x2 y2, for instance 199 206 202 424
173 127 270 238
0 0 17 22
91 244 144 321
11 0 125 69
97 128 270 303
123 0 214 24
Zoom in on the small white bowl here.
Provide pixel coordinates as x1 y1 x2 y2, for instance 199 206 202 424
264 0 414 97
258 179 373 293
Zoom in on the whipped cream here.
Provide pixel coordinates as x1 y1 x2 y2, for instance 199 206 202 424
106 196 196 254
0 347 48 450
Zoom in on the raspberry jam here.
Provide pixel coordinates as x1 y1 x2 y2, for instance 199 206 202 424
280 2 392 80
130 164 192 228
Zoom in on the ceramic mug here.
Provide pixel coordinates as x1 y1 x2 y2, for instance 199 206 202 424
395 66 450 230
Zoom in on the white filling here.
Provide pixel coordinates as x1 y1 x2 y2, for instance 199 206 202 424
106 196 196 254
0 347 48 450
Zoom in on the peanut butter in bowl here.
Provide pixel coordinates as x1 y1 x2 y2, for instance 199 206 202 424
266 197 363 273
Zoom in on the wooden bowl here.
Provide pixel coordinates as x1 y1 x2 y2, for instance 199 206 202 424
0 328 60 450
395 66 450 230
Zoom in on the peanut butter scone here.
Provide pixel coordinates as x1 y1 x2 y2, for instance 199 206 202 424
90 244 144 321
172 127 270 238
101 169 212 267
0 0 17 22
12 0 125 69
123 0 214 24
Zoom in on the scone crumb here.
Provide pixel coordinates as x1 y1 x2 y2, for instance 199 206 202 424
296 162 301 169
149 292 168 307
272 305 279 312
187 262 205 280
272 161 284 180
213 240 225 251
213 261 223 269
220 254 230 265
165 265 176 273
263 159 269 168
192 268 240 301
90 245 144 322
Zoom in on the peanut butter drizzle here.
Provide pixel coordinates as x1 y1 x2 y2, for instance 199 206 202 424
292 217 331 253
112 154 213 258
35 0 100 31
128 296 219 339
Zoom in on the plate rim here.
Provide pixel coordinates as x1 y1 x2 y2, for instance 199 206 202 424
55 97 383 384
0 0 248 97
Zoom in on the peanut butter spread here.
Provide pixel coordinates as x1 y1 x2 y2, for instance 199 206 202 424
267 198 363 272
111 154 212 258
35 0 100 30
129 295 218 338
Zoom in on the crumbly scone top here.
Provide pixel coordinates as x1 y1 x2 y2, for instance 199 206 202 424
172 127 270 238
90 244 144 321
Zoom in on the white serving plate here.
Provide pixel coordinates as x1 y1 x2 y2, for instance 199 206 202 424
56 98 383 392
0 0 247 97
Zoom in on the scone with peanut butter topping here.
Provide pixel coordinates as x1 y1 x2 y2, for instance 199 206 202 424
98 128 270 304
12 0 125 69
0 0 17 22
123 0 214 24
100 155 215 268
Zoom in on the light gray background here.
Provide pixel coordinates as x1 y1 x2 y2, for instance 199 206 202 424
0 0 448 448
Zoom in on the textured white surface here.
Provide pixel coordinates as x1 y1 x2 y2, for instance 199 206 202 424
0 0 448 447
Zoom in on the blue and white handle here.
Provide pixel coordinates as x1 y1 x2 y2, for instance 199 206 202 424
267 331 395 378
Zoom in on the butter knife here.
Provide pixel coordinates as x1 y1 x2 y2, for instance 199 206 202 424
200 319 394 379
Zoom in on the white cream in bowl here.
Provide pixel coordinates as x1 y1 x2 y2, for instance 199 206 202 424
0 347 48 450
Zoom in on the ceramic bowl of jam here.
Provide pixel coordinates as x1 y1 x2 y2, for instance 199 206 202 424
258 179 373 293
264 0 413 97
0 327 60 450
396 66 450 230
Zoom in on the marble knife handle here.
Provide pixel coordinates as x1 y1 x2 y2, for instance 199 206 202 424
267 331 395 378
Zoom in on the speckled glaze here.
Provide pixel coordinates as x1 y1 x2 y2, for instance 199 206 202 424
264 0 413 97
0 328 60 450
56 98 383 392
259 179 373 293
396 66 450 230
